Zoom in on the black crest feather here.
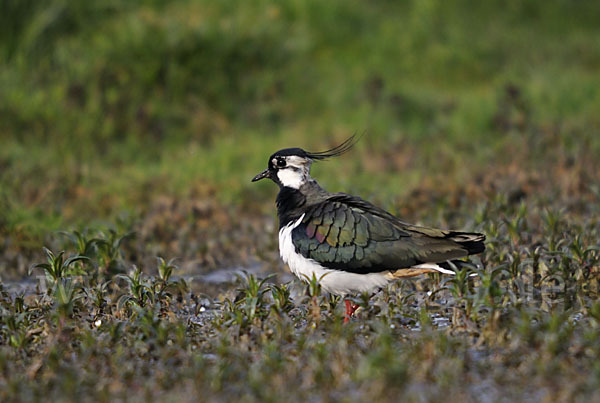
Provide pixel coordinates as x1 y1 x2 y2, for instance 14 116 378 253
307 134 362 160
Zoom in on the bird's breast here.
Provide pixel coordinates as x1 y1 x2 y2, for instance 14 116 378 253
277 213 391 295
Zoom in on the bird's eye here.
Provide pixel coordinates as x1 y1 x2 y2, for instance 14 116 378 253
276 157 286 167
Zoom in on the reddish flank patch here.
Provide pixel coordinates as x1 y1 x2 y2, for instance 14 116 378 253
306 224 317 238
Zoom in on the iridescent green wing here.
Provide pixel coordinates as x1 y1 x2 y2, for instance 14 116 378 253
291 195 480 274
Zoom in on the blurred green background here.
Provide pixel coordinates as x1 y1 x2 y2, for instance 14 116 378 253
1 0 599 275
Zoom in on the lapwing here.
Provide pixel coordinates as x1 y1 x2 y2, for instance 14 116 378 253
252 135 485 322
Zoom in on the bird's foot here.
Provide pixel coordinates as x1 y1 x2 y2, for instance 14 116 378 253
344 299 360 323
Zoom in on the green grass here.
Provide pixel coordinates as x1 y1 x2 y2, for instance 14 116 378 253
2 0 600 246
1 1 600 399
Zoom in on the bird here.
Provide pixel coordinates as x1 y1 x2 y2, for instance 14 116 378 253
252 135 485 322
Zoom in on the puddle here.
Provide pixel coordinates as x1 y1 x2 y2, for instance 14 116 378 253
411 312 451 331
186 263 264 284
1 279 40 295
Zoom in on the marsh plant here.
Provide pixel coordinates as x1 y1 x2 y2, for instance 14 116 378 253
0 191 598 402
116 258 185 315
29 247 89 293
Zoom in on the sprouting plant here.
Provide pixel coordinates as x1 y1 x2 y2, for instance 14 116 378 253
542 208 563 237
13 293 25 314
157 257 175 282
29 247 89 292
0 289 35 350
217 273 274 329
2 311 32 349
302 272 326 299
154 257 176 299
84 280 111 313
326 293 341 316
567 234 600 267
96 229 135 276
508 250 522 279
473 266 505 311
503 201 528 246
53 278 84 319
58 229 104 277
270 283 294 316
236 272 274 321
447 265 471 300
219 296 244 328
541 208 562 255
445 263 477 322
301 272 329 322
149 257 186 309
116 266 152 312
59 229 103 258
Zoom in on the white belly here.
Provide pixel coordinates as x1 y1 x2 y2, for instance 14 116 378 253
278 214 392 295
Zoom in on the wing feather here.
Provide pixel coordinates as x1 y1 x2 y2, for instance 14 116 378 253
291 194 485 274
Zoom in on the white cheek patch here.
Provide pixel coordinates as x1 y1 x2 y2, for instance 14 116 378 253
286 156 309 166
277 168 304 189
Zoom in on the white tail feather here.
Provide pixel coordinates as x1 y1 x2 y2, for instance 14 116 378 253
412 263 456 275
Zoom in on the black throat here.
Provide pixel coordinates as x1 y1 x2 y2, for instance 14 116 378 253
276 187 307 228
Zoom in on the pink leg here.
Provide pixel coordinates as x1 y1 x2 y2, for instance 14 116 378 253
344 299 359 323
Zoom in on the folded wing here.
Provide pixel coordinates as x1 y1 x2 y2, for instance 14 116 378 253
291 194 485 274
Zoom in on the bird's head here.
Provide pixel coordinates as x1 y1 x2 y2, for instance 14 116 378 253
252 135 360 189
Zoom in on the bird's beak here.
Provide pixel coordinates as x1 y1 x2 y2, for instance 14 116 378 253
251 169 270 182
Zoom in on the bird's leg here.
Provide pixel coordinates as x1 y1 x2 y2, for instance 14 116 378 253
344 299 360 323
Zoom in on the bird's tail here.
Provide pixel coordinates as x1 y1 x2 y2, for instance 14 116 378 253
448 231 486 255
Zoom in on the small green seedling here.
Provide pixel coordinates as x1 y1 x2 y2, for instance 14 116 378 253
29 247 89 292
116 266 152 312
